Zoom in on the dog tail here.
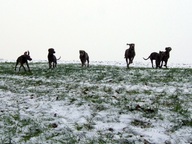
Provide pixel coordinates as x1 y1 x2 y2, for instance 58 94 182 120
143 56 150 60
57 56 61 60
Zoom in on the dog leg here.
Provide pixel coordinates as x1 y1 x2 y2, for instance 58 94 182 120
125 58 129 68
19 64 26 71
15 63 18 71
151 60 154 68
164 60 168 68
87 57 89 67
49 62 52 69
81 60 85 67
19 65 22 71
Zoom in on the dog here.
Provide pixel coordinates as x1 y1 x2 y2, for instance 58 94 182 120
143 51 163 68
124 43 136 68
15 51 32 72
79 50 89 67
48 48 60 69
160 47 172 68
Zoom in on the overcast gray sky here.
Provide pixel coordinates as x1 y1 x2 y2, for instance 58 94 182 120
0 0 192 64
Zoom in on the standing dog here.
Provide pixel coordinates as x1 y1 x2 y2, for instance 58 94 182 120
15 51 32 72
143 51 163 68
160 47 172 68
124 43 136 68
79 50 89 67
48 48 60 69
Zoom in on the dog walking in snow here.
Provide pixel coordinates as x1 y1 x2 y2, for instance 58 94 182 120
79 50 89 67
160 47 172 68
143 51 163 68
15 51 32 72
124 43 136 68
48 48 61 69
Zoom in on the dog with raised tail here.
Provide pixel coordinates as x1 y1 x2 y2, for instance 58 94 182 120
48 48 61 69
15 51 32 72
143 51 163 68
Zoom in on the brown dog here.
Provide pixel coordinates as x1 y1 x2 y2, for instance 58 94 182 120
160 47 172 68
124 43 135 68
15 51 32 72
79 50 89 67
48 48 60 69
143 51 163 68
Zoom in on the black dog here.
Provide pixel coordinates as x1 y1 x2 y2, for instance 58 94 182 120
143 51 163 68
79 50 89 67
160 47 172 68
15 51 32 72
48 48 60 69
124 43 136 68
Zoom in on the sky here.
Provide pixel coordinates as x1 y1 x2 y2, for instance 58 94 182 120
0 0 192 64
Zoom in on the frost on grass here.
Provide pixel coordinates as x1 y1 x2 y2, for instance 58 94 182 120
0 62 192 144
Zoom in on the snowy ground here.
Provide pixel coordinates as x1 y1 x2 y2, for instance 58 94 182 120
1 59 192 68
0 60 192 143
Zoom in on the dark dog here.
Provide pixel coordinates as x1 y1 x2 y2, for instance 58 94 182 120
79 50 89 67
15 51 32 72
48 48 60 69
124 43 135 68
143 51 163 68
160 47 172 68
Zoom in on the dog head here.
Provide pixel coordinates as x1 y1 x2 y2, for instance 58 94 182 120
127 43 135 50
79 50 86 57
165 47 172 52
48 48 55 54
24 51 32 61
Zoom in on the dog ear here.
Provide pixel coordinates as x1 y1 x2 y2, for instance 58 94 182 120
165 47 169 51
130 43 135 48
28 51 30 55
48 48 52 52
127 43 135 48
48 48 54 52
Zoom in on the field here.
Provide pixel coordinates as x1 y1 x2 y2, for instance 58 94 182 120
0 61 192 144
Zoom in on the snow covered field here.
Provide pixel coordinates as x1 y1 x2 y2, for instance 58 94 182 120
0 61 192 143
